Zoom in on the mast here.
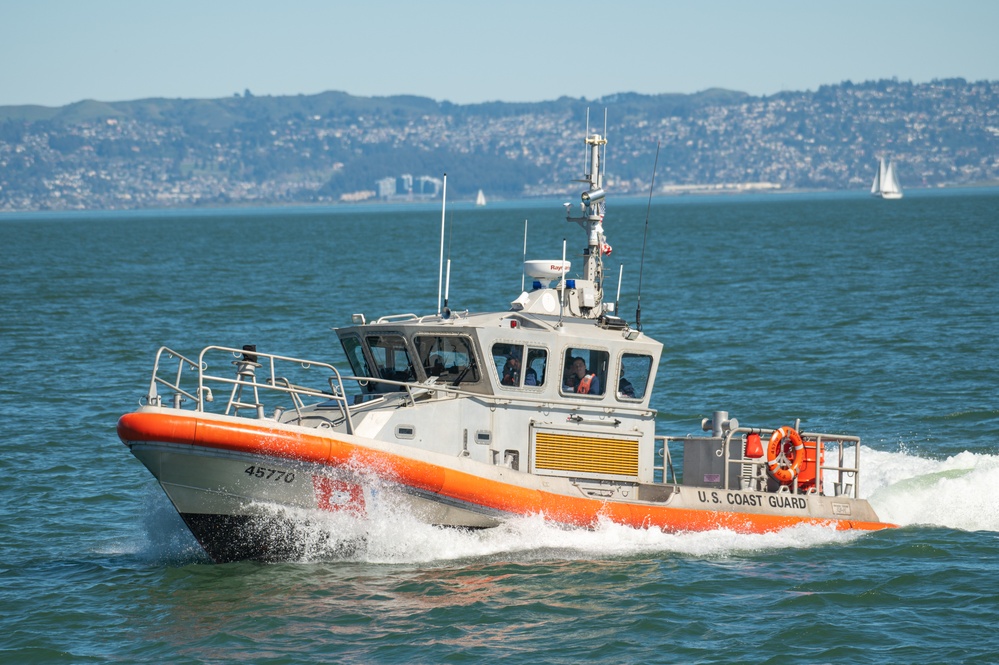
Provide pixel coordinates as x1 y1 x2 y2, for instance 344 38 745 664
514 130 615 320
565 132 609 317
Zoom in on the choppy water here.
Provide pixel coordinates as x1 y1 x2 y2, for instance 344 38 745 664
2 189 998 663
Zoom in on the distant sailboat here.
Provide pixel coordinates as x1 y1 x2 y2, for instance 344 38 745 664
871 158 903 199
475 189 486 206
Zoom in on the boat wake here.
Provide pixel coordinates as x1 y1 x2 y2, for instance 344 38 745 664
862 446 999 532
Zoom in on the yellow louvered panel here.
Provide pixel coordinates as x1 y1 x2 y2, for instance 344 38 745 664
534 431 639 478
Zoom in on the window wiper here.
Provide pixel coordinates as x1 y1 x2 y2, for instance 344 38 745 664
452 357 477 386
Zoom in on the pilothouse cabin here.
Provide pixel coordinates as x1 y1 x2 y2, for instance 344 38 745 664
333 306 661 482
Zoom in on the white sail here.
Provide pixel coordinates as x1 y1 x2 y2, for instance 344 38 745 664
475 189 486 206
871 158 883 195
872 158 902 199
882 160 903 199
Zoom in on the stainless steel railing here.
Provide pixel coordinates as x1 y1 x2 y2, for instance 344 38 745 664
653 428 863 499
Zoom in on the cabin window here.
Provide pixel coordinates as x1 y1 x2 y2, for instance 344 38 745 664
340 335 376 393
617 353 652 400
525 347 547 387
561 348 609 396
492 343 546 388
413 335 480 384
366 335 416 386
341 335 369 377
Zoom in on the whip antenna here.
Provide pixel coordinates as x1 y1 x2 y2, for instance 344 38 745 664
558 238 567 326
437 173 447 315
615 264 624 314
635 142 660 332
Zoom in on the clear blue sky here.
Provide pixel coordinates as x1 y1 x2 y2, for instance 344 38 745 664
3 0 998 107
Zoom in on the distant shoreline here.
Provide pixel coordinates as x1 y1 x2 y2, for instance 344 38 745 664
3 81 996 214
5 182 999 219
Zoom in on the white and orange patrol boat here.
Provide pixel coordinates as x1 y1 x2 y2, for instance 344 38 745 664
118 131 894 562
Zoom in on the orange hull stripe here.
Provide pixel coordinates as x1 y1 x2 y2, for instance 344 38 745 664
117 412 892 533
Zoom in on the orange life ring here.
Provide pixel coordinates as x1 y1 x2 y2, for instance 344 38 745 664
766 426 806 484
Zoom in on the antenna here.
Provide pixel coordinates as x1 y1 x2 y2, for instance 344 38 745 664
558 238 567 326
437 173 447 316
615 264 623 314
443 260 451 314
635 142 660 332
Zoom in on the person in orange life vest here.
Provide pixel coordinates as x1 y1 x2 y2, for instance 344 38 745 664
563 356 600 394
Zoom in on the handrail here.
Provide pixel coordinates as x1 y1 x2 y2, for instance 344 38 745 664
654 435 677 484
198 346 356 433
373 313 420 324
145 346 200 408
369 311 470 325
731 427 862 498
144 345 354 433
656 427 863 498
333 370 655 417
417 379 656 416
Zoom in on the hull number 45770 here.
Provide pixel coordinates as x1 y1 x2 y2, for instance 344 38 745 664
244 465 295 482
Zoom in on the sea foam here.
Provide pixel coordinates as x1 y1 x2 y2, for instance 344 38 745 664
135 444 999 566
862 446 999 532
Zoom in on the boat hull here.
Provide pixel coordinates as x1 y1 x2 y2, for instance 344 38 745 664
119 409 892 562
129 439 501 561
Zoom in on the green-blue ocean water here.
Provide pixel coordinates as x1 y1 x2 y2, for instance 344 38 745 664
2 189 998 664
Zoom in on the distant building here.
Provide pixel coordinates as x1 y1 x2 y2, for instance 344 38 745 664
416 175 442 197
376 177 397 198
375 174 443 200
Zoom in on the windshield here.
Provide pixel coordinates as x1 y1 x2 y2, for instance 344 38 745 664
414 335 480 384
366 334 416 385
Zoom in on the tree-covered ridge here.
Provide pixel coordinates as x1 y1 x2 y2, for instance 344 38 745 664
1 79 996 211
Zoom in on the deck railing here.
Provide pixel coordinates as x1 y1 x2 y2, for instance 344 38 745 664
143 345 359 433
654 429 863 499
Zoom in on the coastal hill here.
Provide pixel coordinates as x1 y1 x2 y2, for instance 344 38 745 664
1 79 996 211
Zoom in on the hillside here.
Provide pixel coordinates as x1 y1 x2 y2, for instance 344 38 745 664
1 79 996 211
